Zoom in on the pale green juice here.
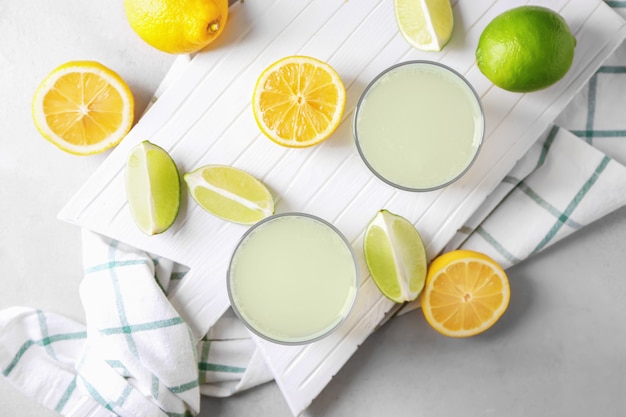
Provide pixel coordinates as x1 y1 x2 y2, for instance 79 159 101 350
354 61 484 191
228 214 358 344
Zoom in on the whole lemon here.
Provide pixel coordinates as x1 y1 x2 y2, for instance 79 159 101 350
124 0 229 54
476 6 576 92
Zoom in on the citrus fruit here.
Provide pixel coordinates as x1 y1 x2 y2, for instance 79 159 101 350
420 250 510 338
125 141 181 235
363 210 428 303
394 0 454 52
252 56 346 148
124 0 229 54
476 6 576 92
184 165 274 225
32 61 134 155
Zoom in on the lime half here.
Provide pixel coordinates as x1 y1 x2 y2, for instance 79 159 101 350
394 0 454 52
125 140 181 235
364 210 427 303
184 165 274 225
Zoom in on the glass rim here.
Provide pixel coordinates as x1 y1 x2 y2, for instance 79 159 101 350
352 60 486 192
226 212 360 346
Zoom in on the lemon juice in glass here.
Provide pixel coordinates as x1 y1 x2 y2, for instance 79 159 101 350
227 213 358 345
354 61 484 191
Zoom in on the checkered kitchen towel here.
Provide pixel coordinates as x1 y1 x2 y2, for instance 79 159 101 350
0 231 272 417
448 124 626 267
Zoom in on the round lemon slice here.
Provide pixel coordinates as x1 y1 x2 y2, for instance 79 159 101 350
252 56 346 148
32 61 134 155
421 250 510 338
394 0 454 52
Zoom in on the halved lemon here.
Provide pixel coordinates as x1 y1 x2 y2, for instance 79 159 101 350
420 250 510 337
32 61 134 155
184 165 274 225
252 56 346 148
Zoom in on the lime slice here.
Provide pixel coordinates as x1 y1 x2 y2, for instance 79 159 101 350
184 165 274 225
394 0 454 52
125 141 181 235
364 210 427 303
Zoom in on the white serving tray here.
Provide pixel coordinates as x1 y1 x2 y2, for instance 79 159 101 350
59 0 626 415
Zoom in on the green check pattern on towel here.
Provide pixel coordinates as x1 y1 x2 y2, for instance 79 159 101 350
2 3 626 416
450 5 626 265
449 124 626 268
0 231 272 417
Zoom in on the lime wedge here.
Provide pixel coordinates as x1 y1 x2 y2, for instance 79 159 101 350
394 0 454 52
184 165 274 225
125 140 181 235
364 210 427 303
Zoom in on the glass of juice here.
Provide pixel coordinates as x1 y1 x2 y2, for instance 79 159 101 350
227 213 359 345
353 61 485 191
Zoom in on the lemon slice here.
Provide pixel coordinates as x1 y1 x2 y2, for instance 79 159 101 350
394 0 454 52
125 141 181 235
184 165 274 225
252 56 346 148
363 210 428 303
32 61 134 155
421 250 510 338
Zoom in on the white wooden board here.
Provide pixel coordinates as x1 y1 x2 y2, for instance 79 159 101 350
59 0 626 415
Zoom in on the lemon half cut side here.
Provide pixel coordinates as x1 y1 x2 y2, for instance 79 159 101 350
421 250 510 338
32 61 134 155
252 56 346 148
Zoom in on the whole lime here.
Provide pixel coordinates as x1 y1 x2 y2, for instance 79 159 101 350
476 6 576 92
